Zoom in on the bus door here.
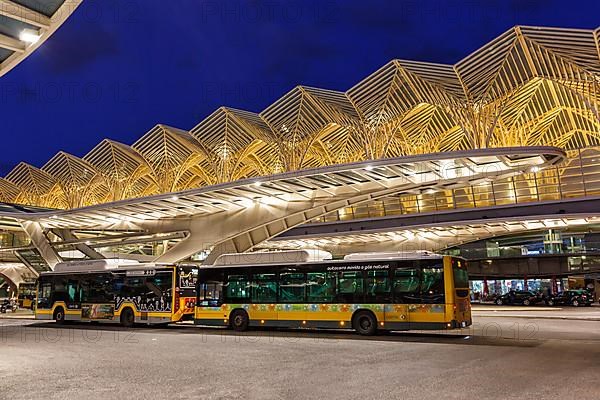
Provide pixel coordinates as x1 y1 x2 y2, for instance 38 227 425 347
175 265 198 319
65 279 82 313
250 273 278 322
449 258 471 326
415 265 446 325
392 268 418 326
365 270 395 324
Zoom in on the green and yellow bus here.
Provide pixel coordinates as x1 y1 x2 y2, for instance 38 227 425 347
35 260 197 326
194 251 471 335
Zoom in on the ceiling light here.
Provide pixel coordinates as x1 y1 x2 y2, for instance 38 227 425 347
19 29 41 44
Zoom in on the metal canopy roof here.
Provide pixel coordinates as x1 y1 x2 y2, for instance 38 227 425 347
0 0 82 77
0 146 564 231
264 216 600 254
0 25 597 211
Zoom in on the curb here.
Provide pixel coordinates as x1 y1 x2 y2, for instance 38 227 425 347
473 313 600 321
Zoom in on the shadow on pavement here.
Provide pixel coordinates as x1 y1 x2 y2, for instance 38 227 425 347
20 321 543 348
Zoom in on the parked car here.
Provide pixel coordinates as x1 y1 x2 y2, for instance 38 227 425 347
546 290 593 307
494 290 539 306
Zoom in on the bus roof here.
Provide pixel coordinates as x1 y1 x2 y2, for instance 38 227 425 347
204 251 445 270
212 249 332 266
343 251 441 261
41 260 175 275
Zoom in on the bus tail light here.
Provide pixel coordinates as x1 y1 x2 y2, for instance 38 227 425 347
174 289 180 312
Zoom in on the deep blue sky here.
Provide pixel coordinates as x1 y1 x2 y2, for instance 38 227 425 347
0 0 598 175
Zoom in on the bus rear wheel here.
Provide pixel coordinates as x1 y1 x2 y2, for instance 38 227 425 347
230 310 249 332
353 311 377 336
53 307 65 324
120 308 135 328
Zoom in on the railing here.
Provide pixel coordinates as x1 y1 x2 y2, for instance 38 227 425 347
0 231 31 249
15 249 51 274
313 148 600 223
447 241 600 259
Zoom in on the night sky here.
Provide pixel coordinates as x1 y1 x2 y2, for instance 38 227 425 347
0 0 598 175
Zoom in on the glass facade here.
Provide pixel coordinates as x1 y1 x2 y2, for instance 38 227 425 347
313 148 600 224
448 230 600 260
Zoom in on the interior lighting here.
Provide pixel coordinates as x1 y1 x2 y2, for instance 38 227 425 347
19 29 40 44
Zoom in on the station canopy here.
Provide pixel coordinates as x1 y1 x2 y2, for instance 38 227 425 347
0 147 564 231
0 0 82 77
0 25 597 211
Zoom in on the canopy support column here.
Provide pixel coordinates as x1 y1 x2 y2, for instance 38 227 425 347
20 221 62 269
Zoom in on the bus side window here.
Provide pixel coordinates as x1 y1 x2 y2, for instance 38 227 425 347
365 270 391 303
306 272 335 303
79 279 91 303
67 279 80 308
336 271 364 304
279 273 305 303
251 274 278 303
420 267 445 304
393 269 420 304
198 281 223 306
224 274 250 302
52 276 68 304
37 281 52 309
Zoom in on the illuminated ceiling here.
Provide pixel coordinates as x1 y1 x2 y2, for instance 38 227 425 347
0 147 564 267
0 25 598 209
263 216 600 255
0 0 82 77
0 146 561 229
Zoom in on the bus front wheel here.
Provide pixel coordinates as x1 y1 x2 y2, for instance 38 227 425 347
53 307 65 324
230 310 249 332
120 308 135 328
353 311 377 336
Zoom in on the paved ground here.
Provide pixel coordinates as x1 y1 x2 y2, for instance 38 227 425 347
472 304 600 321
1 309 599 400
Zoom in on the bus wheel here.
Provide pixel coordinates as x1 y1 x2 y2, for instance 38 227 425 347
353 311 377 336
120 308 135 328
53 307 66 324
230 310 249 332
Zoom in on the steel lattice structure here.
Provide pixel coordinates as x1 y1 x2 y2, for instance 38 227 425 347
1 25 599 209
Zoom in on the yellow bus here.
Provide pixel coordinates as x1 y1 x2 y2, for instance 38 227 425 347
194 251 471 335
17 282 36 310
35 260 197 326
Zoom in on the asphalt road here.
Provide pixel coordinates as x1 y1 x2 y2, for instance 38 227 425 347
1 313 599 400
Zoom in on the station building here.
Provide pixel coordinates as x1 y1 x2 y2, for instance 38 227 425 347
1 24 600 300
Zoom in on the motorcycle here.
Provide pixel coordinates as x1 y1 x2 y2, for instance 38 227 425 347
0 299 18 313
